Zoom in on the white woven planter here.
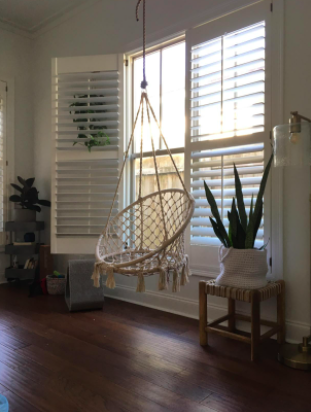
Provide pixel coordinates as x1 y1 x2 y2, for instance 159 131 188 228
215 246 268 290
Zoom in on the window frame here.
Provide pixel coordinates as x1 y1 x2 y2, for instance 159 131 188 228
0 80 7 246
124 0 284 279
0 77 14 250
185 1 273 274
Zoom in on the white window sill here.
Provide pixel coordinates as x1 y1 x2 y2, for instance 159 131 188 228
190 266 219 278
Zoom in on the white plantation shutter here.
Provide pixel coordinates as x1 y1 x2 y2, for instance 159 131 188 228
185 1 272 272
0 81 6 239
51 55 124 254
190 143 265 247
190 22 266 142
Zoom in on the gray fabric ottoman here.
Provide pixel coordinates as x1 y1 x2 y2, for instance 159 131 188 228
65 259 104 312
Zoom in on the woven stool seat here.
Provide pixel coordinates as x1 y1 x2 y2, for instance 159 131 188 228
205 280 283 303
199 279 285 360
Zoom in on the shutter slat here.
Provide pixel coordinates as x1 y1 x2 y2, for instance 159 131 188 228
57 145 119 151
225 24 265 46
56 71 119 80
57 120 119 127
57 129 119 135
191 176 262 188
191 217 264 227
56 96 119 104
57 137 119 143
191 165 263 175
57 80 119 88
57 113 118 120
57 104 119 112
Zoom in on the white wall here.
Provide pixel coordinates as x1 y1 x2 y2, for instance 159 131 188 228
282 0 311 339
0 28 34 178
31 0 311 342
0 27 34 283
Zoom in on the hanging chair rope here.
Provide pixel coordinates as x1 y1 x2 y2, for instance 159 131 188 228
101 0 190 239
136 0 147 89
101 92 191 239
144 94 191 199
93 0 195 295
95 0 194 295
146 102 168 241
102 94 143 236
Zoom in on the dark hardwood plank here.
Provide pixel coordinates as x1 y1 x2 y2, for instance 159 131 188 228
0 329 30 351
0 283 311 412
0 383 42 412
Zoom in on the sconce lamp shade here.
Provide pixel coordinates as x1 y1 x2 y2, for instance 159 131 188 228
273 122 311 167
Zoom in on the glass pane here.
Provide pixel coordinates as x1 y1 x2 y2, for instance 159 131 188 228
162 42 186 148
135 154 184 199
133 51 160 152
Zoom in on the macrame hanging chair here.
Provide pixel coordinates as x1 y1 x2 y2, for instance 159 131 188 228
92 0 195 293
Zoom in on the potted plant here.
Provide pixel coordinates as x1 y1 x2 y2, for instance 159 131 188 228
70 94 110 152
204 155 273 289
10 177 51 222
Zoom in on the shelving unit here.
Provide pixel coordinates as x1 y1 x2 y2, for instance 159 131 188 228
5 221 45 281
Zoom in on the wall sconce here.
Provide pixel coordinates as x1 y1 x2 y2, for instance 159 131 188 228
273 111 311 167
273 111 311 370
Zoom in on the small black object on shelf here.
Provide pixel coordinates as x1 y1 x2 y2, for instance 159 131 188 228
24 232 35 242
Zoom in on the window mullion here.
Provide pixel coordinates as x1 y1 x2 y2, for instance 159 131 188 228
221 35 224 135
221 154 224 222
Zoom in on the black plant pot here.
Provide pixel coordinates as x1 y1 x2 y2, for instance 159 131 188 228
13 209 36 222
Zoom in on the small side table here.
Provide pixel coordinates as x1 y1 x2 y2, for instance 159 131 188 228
199 280 285 361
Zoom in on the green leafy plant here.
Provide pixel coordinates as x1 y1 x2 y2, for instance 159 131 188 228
9 177 51 212
204 154 273 249
70 94 110 152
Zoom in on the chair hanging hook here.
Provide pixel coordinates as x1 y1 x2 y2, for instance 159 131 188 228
136 0 143 21
136 0 148 89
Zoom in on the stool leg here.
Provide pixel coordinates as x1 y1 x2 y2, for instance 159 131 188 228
199 281 208 346
251 291 260 361
228 298 235 332
277 280 286 344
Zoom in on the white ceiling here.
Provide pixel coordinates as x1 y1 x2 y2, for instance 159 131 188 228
0 0 92 34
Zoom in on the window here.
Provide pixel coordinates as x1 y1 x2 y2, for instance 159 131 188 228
51 55 124 254
0 81 6 242
128 2 272 273
185 1 272 271
131 40 186 199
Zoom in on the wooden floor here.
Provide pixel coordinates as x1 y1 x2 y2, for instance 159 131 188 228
0 284 310 412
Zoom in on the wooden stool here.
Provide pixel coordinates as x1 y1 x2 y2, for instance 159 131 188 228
199 280 285 361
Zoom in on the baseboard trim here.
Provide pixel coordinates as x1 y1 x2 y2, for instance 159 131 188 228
105 283 310 344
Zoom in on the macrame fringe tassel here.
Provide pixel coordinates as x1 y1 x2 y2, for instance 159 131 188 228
91 263 102 288
181 256 190 286
106 268 116 289
172 270 180 293
158 270 168 291
180 265 189 286
136 274 145 293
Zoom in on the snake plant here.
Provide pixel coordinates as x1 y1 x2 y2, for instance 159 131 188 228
204 154 273 249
